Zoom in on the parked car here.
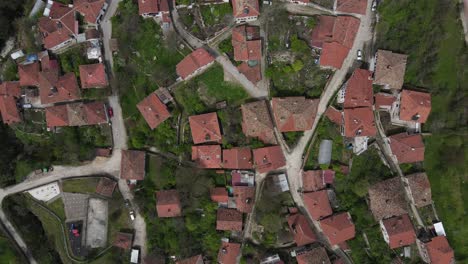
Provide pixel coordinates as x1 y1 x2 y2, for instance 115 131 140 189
107 106 114 118
357 50 363 60
371 0 377 11
129 210 135 221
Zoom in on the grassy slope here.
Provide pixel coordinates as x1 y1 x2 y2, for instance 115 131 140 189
0 236 20 264
377 0 468 260
62 177 99 194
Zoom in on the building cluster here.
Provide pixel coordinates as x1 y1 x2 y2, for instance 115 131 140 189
137 0 171 28
232 25 263 85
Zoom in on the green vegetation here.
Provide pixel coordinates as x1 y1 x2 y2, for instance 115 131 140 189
0 124 22 187
0 0 26 48
89 247 129 264
200 4 232 26
377 0 468 260
62 177 100 194
0 235 21 264
283 131 303 148
59 45 93 77
218 36 233 55
47 198 66 221
1 59 18 81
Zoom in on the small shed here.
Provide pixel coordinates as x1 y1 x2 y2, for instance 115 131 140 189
318 140 332 165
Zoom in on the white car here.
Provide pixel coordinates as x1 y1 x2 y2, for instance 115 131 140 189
357 50 363 61
129 210 135 221
371 1 377 11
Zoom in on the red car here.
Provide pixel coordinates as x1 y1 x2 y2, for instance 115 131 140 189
107 106 114 118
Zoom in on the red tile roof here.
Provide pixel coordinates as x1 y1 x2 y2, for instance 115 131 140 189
45 101 107 127
303 170 326 192
241 100 277 144
253 146 286 173
296 247 331 264
389 133 424 164
0 81 21 97
95 147 112 157
343 107 376 137
320 42 349 69
271 97 320 132
399 90 431 123
39 52 59 72
45 104 69 127
310 16 335 48
137 93 171 130
324 106 342 126
233 186 255 213
322 170 335 184
304 190 333 220
381 214 416 249
191 145 222 168
237 62 262 84
210 187 229 204
216 208 243 231
120 150 146 180
232 0 259 19
344 69 373 108
374 50 408 90
95 177 117 197
406 173 432 207
74 0 106 24
79 63 108 88
336 0 367 15
113 232 133 249
368 177 407 220
176 255 204 264
375 93 396 109
320 212 356 245
222 147 253 169
0 95 21 125
189 112 222 144
176 48 215 79
218 242 241 264
232 25 260 43
426 236 455 264
39 72 81 104
233 39 262 61
156 189 182 217
138 0 169 15
332 16 360 49
287 213 317 246
38 2 78 49
18 62 40 87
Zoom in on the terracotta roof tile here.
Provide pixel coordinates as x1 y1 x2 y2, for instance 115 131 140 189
399 89 431 123
39 72 81 104
368 177 407 220
18 62 40 87
336 0 367 15
0 95 21 124
296 247 331 264
218 242 241 264
310 16 335 48
389 133 424 164
381 214 416 249
320 212 356 245
237 62 262 84
95 177 117 197
253 146 286 173
425 236 455 264
189 112 222 144
120 150 146 180
0 81 21 97
74 0 106 24
232 0 259 19
405 173 432 207
191 145 222 168
332 16 360 49
38 2 78 50
222 147 253 169
138 0 169 15
375 93 396 109
374 50 407 90
271 97 319 132
156 189 182 217
233 186 255 213
287 213 317 246
304 190 333 220
303 170 326 192
216 208 243 231
176 255 204 264
45 101 107 127
241 100 277 144
45 104 69 127
113 232 133 249
344 69 373 108
320 42 349 69
176 48 215 79
137 93 171 130
343 107 376 137
210 187 229 204
324 106 342 126
79 63 108 88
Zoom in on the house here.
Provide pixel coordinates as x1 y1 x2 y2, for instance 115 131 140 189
375 93 396 110
113 232 133 249
374 50 408 90
231 170 255 186
154 87 173 104
18 62 40 87
310 16 336 49
137 93 171 130
39 1 78 51
222 147 253 169
156 189 182 218
303 190 333 220
271 97 320 132
38 50 59 72
302 170 326 192
310 16 359 50
233 186 255 213
380 214 416 249
218 242 241 264
343 69 373 109
176 48 215 80
287 213 317 246
232 25 262 62
296 247 331 264
237 63 262 84
388 133 425 164
191 145 222 168
241 100 277 144
211 187 229 204
45 101 107 128
189 112 222 144
397 89 432 124
95 177 117 197
232 0 260 23
176 255 204 264
342 107 376 138
403 173 432 208
0 81 22 125
216 208 243 231
79 63 108 88
138 0 169 18
73 0 108 25
335 0 367 15
39 72 81 104
320 42 349 69
418 236 454 264
324 106 342 126
320 212 356 245
368 177 407 220
120 150 146 183
253 146 286 173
